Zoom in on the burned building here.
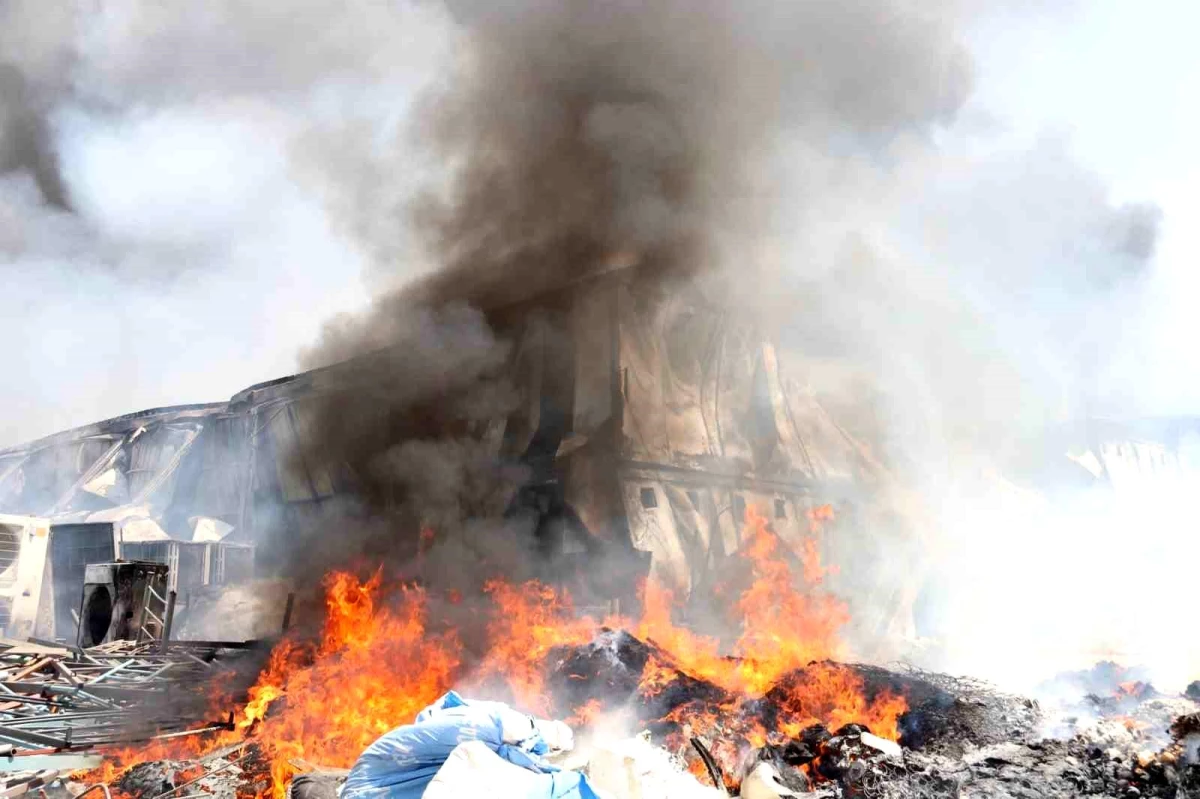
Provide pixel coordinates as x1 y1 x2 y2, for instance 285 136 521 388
475 267 892 599
3 264 1181 648
0 265 908 638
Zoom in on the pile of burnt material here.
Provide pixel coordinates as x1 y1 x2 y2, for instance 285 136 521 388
547 629 1200 798
115 743 258 799
548 629 733 725
545 629 1039 753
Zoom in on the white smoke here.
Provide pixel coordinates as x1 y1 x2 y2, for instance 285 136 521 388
0 0 456 446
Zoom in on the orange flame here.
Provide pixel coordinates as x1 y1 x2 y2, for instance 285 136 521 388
477 580 597 714
626 506 905 775
220 570 460 797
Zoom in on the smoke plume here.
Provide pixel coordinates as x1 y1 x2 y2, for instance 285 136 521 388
292 0 1188 689
286 0 978 597
3 0 1195 690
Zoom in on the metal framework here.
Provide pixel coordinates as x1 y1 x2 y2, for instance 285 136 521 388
0 638 252 758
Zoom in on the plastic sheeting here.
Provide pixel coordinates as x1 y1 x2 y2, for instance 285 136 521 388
339 692 600 799
422 741 546 798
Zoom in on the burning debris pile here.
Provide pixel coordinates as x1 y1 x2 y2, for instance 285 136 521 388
2 0 1194 795
13 507 1188 799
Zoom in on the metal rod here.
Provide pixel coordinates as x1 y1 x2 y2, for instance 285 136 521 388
159 592 178 653
690 737 727 795
72 785 112 799
148 723 231 741
0 726 70 749
25 639 82 656
281 593 296 632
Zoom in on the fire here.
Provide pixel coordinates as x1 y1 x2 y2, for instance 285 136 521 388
632 507 852 697
639 655 682 698
636 581 727 688
222 571 461 797
567 698 605 727
626 506 905 776
733 507 849 693
88 503 906 796
478 580 597 714
774 664 908 741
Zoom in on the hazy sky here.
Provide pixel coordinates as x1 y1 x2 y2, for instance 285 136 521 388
968 2 1200 418
1 1 1196 447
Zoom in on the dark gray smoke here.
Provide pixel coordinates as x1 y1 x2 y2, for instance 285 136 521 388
291 0 977 591
398 0 971 306
2 0 1183 681
289 0 1178 685
0 65 70 208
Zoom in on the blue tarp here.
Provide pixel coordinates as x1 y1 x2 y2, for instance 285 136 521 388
340 692 601 799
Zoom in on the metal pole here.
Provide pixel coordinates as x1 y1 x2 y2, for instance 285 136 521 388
159 591 177 653
281 593 295 633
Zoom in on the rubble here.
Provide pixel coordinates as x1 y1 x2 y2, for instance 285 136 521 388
542 630 1200 798
0 637 255 755
1 769 73 799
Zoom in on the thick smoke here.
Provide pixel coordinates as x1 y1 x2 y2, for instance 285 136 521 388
361 0 972 306
3 0 1194 690
277 304 530 587
288 0 978 600
293 0 1191 690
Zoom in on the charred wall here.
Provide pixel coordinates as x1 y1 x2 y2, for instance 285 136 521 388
475 267 890 605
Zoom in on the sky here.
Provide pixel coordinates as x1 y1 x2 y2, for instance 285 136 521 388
966 3 1200 418
1 0 1197 445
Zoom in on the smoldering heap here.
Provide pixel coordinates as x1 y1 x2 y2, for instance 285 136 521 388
544 634 1200 798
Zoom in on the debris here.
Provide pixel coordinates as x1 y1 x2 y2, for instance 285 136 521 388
1 769 62 798
0 637 252 755
740 762 800 799
286 773 342 799
860 731 902 758
188 517 234 543
583 733 724 799
1173 713 1200 766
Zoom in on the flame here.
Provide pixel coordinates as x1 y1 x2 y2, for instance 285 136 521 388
567 698 604 727
639 655 680 698
633 507 874 694
88 503 905 796
216 570 460 797
478 580 597 714
774 663 908 740
733 506 849 693
628 506 906 776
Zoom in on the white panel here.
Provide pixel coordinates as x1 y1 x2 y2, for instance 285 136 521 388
620 479 690 596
